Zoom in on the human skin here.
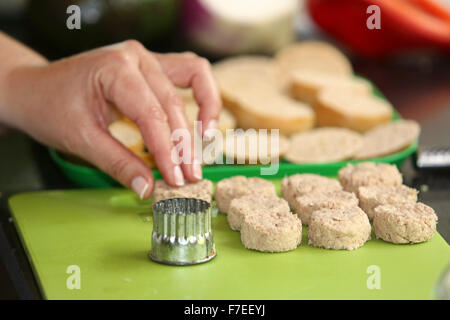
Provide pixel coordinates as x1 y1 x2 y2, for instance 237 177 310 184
0 32 221 199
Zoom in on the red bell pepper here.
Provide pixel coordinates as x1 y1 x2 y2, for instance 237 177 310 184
307 0 450 58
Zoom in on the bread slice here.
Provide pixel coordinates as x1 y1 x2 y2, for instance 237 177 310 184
110 119 155 168
213 55 315 136
217 74 314 136
215 176 277 213
315 88 393 132
108 120 144 154
289 71 372 105
293 189 359 225
338 162 402 194
227 194 290 231
281 174 342 209
241 209 302 252
222 91 315 136
223 130 290 164
373 202 437 244
152 179 213 204
357 185 418 219
354 120 420 159
285 127 363 163
308 206 371 250
136 151 156 169
213 55 280 87
275 41 353 84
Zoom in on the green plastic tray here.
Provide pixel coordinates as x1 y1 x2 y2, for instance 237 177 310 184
48 81 417 187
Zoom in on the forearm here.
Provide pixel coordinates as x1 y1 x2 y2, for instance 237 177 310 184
0 31 48 128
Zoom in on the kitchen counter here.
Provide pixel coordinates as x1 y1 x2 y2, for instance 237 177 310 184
1 24 449 299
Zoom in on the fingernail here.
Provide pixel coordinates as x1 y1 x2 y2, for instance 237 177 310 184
174 166 185 186
131 176 150 200
193 159 202 180
204 120 217 140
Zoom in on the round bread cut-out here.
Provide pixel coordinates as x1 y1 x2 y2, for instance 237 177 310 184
285 127 363 163
292 190 359 225
357 185 418 219
241 211 302 252
373 202 437 244
308 206 371 250
227 195 290 231
338 162 402 194
152 179 213 204
281 174 342 209
215 176 277 213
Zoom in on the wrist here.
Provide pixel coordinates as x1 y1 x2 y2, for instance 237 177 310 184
0 32 48 130
0 62 48 131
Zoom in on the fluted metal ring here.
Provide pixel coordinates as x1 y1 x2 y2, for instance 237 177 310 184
149 198 216 265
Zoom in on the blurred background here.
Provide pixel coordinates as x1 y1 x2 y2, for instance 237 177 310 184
2 0 449 182
0 0 450 298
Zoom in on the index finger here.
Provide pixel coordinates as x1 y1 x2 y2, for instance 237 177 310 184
154 53 222 137
99 61 185 188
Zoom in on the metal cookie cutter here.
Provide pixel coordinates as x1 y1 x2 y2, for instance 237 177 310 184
149 198 216 265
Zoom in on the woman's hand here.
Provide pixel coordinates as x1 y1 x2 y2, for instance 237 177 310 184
0 39 222 199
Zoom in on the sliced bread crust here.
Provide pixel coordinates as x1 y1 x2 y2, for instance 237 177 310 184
290 71 372 105
217 75 314 136
108 120 144 154
275 41 353 82
315 88 393 132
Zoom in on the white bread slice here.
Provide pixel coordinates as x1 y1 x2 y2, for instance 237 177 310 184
285 127 363 163
213 55 314 135
223 130 290 164
314 87 393 132
216 73 314 136
354 120 420 160
289 71 372 105
275 41 353 82
213 55 280 87
108 120 145 154
136 151 156 169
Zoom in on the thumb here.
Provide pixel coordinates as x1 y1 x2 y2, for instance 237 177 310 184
80 127 154 199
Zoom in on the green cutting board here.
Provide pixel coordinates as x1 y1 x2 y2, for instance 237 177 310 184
9 187 450 300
